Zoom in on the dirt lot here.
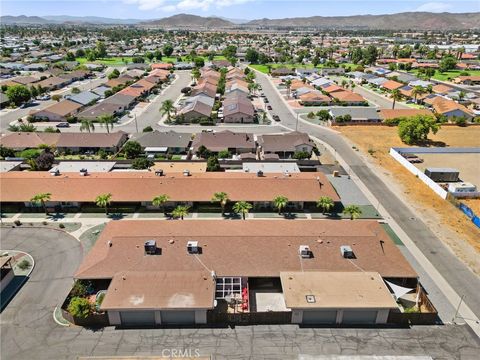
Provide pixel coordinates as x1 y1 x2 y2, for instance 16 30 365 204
413 153 480 185
335 125 480 275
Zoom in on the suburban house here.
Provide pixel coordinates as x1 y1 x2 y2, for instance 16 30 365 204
30 99 83 121
454 76 480 85
0 256 15 292
0 132 60 150
36 76 71 91
77 93 136 120
223 93 255 124
431 97 474 120
257 131 315 159
68 220 417 326
55 131 128 154
65 91 100 106
298 91 331 105
133 130 192 155
329 108 381 123
330 91 366 105
191 130 256 155
379 109 435 122
177 98 213 123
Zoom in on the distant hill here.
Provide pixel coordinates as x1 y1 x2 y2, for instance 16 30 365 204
246 12 480 30
2 12 480 30
0 15 50 24
42 15 140 25
141 14 233 28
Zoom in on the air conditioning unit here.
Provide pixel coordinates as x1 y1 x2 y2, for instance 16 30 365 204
299 245 311 258
187 240 199 254
155 169 164 176
183 169 191 177
50 169 60 176
256 170 264 177
340 245 355 259
79 168 88 176
144 240 157 255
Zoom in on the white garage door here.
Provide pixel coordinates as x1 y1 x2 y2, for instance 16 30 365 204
161 310 196 324
342 310 378 324
302 310 337 324
120 311 155 326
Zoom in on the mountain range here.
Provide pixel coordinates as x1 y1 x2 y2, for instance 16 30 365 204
2 12 480 30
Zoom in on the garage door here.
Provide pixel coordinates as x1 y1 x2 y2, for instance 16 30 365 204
302 310 337 324
161 310 196 324
120 311 155 326
342 310 378 324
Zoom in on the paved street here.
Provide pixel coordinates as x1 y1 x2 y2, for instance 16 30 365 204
0 75 109 132
253 70 480 322
1 228 479 359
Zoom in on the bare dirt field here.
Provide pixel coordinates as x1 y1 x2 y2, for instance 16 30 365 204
413 153 480 185
335 125 480 275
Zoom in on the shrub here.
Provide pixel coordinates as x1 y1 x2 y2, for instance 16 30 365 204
70 280 88 297
67 297 93 318
14 220 22 226
59 223 65 229
142 126 153 132
18 259 31 270
42 221 48 225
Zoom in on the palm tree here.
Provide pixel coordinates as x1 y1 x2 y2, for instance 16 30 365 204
391 89 402 110
30 192 51 215
233 201 252 220
160 99 175 122
152 194 169 211
98 114 114 133
191 68 201 84
80 119 95 133
411 86 425 104
273 196 289 214
95 193 112 214
284 79 292 98
458 90 466 101
211 192 229 215
342 204 362 220
172 205 189 220
316 196 334 214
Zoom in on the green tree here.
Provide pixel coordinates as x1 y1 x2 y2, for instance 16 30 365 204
411 86 425 103
30 192 52 215
191 68 201 83
122 141 142 159
98 114 115 133
316 196 334 214
439 55 457 72
212 192 229 215
6 85 31 106
284 79 292 98
67 297 93 319
35 148 55 170
152 194 170 211
95 41 107 58
206 156 220 171
342 204 362 220
160 99 175 122
391 89 402 110
273 196 289 214
172 205 189 220
131 157 153 169
79 119 95 133
51 94 62 102
95 193 112 214
163 44 174 57
232 201 252 220
398 115 440 145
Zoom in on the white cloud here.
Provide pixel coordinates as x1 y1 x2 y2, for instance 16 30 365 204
125 0 251 12
415 2 453 13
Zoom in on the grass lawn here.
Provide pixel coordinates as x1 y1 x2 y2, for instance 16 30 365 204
410 69 480 82
76 57 134 66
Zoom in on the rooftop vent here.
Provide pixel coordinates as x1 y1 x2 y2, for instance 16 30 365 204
257 170 264 177
79 168 88 176
144 240 157 255
155 169 164 176
340 245 355 259
299 245 311 259
51 169 60 176
306 295 316 303
183 169 191 177
187 240 200 254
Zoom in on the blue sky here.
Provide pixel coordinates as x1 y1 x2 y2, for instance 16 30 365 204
2 1 479 20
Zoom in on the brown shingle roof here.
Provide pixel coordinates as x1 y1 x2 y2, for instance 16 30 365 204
379 109 434 120
32 99 82 117
56 131 127 148
0 171 339 203
0 132 60 149
74 220 417 280
191 130 255 152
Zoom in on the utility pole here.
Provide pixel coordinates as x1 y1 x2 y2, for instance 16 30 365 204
134 114 139 133
452 295 465 323
296 113 299 131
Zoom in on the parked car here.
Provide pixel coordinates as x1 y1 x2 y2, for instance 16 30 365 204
202 129 215 133
264 98 269 103
39 95 51 101
272 115 280 122
267 105 272 110
408 158 424 163
56 122 70 128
